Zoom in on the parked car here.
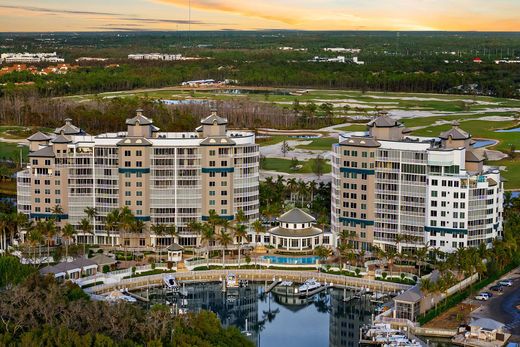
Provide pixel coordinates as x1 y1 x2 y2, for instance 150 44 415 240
474 295 489 301
500 279 513 287
479 292 493 299
490 285 503 292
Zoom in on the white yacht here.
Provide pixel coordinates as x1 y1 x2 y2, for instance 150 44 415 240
298 278 321 292
163 274 179 289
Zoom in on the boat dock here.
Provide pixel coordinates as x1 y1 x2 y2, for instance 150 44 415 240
264 279 282 293
122 289 150 303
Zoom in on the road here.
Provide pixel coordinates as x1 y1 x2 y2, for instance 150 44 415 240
470 267 520 335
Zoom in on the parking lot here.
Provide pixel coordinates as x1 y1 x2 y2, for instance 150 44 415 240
469 267 520 335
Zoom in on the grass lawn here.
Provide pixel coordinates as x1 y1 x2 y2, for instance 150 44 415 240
257 135 291 147
412 119 520 152
488 158 520 190
262 157 331 174
295 137 337 151
336 124 368 132
0 142 29 161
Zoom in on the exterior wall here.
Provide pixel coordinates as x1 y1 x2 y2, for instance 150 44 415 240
17 114 259 248
333 131 503 254
332 143 376 250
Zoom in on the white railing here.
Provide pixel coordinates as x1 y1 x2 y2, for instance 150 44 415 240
184 257 321 270
84 268 412 295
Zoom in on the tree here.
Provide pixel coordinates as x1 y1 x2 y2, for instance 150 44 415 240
61 223 76 261
216 229 233 267
78 218 93 257
280 140 292 157
83 207 98 244
312 154 326 178
314 246 331 265
290 157 299 171
252 220 265 244
195 222 213 268
233 223 248 268
35 219 56 264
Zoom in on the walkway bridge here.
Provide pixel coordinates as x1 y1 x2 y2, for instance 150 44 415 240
83 269 411 295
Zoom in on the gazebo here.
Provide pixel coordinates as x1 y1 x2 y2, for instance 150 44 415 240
268 208 323 251
167 243 183 262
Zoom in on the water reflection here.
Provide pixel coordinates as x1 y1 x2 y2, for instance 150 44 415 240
135 283 376 347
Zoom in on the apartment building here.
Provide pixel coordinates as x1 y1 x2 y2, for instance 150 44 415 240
331 115 503 254
17 110 259 247
0 52 64 63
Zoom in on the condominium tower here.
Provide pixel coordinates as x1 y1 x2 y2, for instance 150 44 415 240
17 110 259 247
331 115 503 254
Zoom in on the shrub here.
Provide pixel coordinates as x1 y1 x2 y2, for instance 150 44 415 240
102 265 110 273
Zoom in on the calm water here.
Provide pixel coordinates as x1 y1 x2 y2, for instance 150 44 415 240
472 139 496 148
134 282 458 346
135 282 377 347
496 127 520 133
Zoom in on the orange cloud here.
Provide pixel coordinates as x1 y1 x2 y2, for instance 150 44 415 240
154 0 302 25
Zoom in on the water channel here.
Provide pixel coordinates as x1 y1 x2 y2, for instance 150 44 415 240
132 282 454 347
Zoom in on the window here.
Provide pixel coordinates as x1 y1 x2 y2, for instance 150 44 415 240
136 201 142 206
45 160 51 166
221 190 228 196
209 172 216 177
221 200 228 205
221 209 227 215
125 182 131 187
432 179 438 186
221 172 228 178
431 191 438 197
136 161 142 167
209 200 215 206
221 161 227 166
221 181 227 186
125 191 131 196
209 150 216 156
136 191 142 196
125 200 131 206
136 172 142 178
136 150 142 156
209 161 216 167
136 182 142 187
125 150 131 156
124 161 131 167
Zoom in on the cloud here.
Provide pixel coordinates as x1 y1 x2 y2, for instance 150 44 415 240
0 4 209 26
153 0 301 24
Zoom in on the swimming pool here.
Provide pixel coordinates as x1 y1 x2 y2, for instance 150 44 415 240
262 255 320 265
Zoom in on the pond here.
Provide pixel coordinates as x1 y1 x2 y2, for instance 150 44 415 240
496 127 520 133
471 139 496 148
134 282 378 347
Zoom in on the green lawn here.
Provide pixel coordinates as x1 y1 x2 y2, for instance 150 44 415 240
336 124 368 132
411 119 520 152
261 157 331 174
295 137 337 151
0 142 28 161
257 135 292 147
488 159 520 190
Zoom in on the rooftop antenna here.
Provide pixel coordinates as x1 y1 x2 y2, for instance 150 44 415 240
188 0 191 46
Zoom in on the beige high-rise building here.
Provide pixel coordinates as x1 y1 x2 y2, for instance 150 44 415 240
332 115 503 254
17 110 259 247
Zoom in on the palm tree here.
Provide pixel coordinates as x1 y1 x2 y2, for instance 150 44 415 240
83 207 98 244
34 219 56 264
314 245 331 266
252 220 265 245
119 206 135 257
105 209 120 247
61 223 76 261
234 223 248 268
166 224 178 245
78 218 93 257
27 227 44 266
216 229 233 267
198 222 214 268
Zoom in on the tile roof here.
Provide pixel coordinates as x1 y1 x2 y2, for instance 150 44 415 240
27 131 51 142
126 114 153 126
51 134 72 143
368 115 401 128
28 146 55 158
167 243 184 252
117 137 152 146
340 136 381 148
268 226 323 238
40 258 97 275
201 114 228 125
278 208 316 224
440 127 471 140
465 150 484 163
200 137 236 146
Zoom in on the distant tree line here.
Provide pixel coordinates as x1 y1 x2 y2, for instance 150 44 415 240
0 91 336 133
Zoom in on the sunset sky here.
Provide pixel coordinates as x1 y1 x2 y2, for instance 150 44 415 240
0 0 519 32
